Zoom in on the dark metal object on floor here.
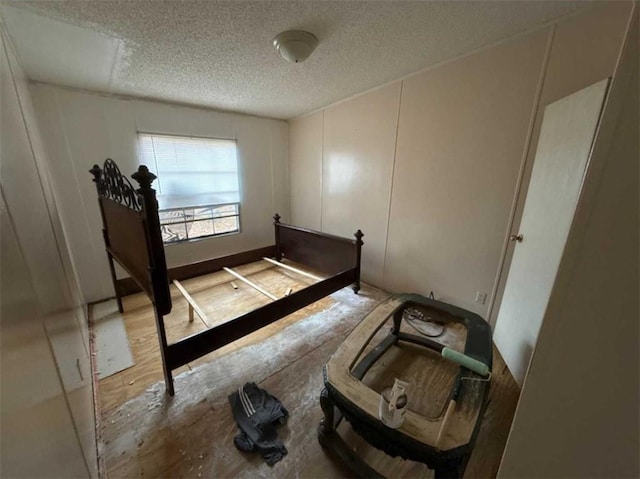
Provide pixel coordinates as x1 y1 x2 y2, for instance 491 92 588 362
318 294 493 479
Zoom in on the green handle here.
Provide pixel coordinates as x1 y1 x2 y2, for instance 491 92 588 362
442 347 490 377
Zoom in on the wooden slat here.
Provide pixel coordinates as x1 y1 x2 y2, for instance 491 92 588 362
172 279 210 327
223 267 278 301
262 257 324 282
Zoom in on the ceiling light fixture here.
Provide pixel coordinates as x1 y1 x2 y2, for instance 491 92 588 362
273 30 318 63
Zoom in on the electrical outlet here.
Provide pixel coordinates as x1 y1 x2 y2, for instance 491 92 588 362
475 291 487 304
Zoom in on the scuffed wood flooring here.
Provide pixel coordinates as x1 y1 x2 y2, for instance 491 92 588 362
95 261 520 478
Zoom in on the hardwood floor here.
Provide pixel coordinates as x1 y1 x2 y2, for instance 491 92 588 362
94 262 520 478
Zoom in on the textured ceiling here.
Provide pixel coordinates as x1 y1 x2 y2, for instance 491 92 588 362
1 1 594 119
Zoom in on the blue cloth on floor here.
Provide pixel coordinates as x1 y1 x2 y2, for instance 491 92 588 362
228 382 289 465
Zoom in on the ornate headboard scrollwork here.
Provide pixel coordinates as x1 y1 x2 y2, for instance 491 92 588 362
89 158 142 211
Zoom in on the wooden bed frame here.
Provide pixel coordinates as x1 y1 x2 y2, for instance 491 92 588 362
89 158 363 395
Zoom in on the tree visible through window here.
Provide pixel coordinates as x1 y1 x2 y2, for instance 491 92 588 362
138 133 240 243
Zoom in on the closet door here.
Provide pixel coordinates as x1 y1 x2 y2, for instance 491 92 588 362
493 79 609 386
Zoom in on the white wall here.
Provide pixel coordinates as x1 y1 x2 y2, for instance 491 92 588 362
289 111 323 230
499 8 638 475
31 84 289 303
1 23 96 478
322 83 401 285
288 3 632 380
385 29 547 315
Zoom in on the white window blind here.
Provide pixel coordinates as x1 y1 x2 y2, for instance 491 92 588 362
138 133 240 210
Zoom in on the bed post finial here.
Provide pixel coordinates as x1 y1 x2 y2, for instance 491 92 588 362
353 229 364 294
130 165 171 316
89 164 102 182
273 213 282 261
131 165 157 191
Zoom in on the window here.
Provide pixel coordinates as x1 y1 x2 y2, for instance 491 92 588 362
138 133 240 243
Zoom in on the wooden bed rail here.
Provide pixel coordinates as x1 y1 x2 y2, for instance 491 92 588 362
166 269 357 369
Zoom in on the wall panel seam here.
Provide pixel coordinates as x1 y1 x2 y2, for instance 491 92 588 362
320 110 325 231
269 122 276 219
381 80 404 287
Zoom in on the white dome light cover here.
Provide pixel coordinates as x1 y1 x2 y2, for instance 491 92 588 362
273 30 318 63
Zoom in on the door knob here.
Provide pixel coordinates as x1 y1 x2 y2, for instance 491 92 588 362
510 234 524 243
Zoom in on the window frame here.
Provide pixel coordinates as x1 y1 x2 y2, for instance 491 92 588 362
159 202 241 244
136 132 242 245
